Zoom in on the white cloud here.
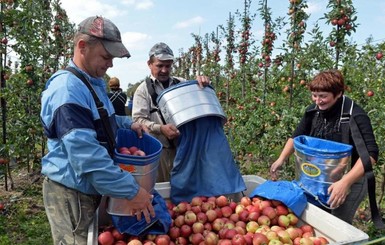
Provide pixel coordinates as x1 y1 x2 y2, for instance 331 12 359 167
121 0 154 10
121 32 152 50
174 16 205 29
61 0 127 23
305 1 324 15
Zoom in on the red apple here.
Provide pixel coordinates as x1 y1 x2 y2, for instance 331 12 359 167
184 210 197 226
215 195 229 207
111 227 125 241
231 234 247 245
257 215 271 226
192 222 204 234
277 215 290 228
196 212 208 224
204 231 219 245
221 206 233 218
127 239 143 245
367 90 374 97
1 37 8 45
248 211 260 222
300 224 315 235
174 214 185 227
277 230 291 244
173 202 189 214
190 232 205 245
168 226 180 240
245 220 259 233
252 233 269 245
118 147 130 154
261 206 276 219
180 224 192 238
287 213 299 225
154 234 170 245
191 196 203 206
240 196 252 207
175 237 188 245
299 237 314 245
229 201 237 212
98 231 114 245
376 52 383 60
275 205 289 216
128 146 139 154
133 150 146 156
212 218 225 232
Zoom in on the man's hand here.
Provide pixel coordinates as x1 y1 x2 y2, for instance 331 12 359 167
196 75 211 88
131 122 149 138
126 187 156 223
160 124 180 139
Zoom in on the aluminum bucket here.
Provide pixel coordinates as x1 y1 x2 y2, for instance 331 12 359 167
157 80 226 128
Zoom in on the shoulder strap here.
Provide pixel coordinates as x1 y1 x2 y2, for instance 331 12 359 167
145 77 158 110
340 96 353 144
146 77 180 109
350 116 385 229
65 67 115 157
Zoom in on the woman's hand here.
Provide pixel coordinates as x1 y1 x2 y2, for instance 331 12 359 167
327 179 350 208
270 160 284 181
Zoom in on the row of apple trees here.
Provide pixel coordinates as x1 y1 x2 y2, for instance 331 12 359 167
0 0 74 190
171 0 384 177
168 0 385 234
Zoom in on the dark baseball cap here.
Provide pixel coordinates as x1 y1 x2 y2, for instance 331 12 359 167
149 42 174 60
78 16 130 58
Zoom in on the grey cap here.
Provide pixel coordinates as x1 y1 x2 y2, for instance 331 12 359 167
78 16 130 58
149 42 174 60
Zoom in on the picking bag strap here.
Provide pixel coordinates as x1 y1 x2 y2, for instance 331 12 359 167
65 67 116 157
350 117 385 229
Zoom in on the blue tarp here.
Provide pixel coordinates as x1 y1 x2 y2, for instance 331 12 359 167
249 180 308 217
170 116 246 204
110 190 171 236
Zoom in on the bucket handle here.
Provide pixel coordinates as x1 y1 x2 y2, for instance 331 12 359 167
297 182 336 210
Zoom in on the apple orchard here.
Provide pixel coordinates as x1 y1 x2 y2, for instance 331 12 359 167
0 0 384 243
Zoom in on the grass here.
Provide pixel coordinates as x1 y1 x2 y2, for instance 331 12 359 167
0 167 52 245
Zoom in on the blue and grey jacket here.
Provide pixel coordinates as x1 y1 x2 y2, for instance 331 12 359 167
40 61 139 199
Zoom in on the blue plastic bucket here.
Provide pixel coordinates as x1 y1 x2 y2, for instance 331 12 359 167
107 129 163 216
293 135 352 208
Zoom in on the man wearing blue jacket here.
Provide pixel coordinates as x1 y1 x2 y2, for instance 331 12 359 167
40 16 155 244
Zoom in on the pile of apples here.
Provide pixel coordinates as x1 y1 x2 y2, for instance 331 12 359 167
118 146 146 156
98 195 329 245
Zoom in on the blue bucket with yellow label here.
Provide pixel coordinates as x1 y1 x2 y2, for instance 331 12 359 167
293 135 353 208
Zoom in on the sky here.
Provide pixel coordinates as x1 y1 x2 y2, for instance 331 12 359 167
61 0 385 90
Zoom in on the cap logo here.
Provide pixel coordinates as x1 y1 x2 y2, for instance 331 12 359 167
89 17 104 38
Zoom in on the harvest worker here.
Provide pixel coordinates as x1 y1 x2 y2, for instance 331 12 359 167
108 76 128 116
270 69 378 225
40 16 155 244
132 42 246 203
132 42 211 182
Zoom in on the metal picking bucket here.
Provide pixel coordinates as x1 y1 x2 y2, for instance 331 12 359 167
293 135 352 207
106 129 162 216
156 80 226 128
